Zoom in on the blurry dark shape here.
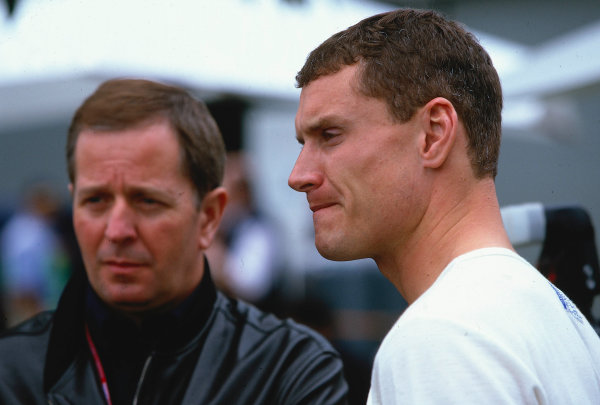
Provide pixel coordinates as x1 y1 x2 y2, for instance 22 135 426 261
0 207 10 331
286 295 372 405
207 97 249 152
54 206 84 282
300 265 408 405
0 181 69 326
4 0 18 17
208 152 283 310
537 205 600 329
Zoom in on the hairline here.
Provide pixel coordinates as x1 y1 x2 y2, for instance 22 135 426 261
69 115 205 207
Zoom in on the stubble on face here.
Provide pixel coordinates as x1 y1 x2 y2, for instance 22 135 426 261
292 65 424 263
71 120 205 316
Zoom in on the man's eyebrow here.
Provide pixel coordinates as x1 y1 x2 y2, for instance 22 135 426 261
75 185 106 197
75 184 173 199
128 186 173 199
306 116 337 132
296 115 343 144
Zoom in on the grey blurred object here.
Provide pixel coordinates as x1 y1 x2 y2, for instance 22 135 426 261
502 202 600 330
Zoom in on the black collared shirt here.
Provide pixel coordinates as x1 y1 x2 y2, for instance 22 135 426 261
85 268 216 405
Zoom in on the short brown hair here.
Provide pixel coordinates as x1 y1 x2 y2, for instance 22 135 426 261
296 9 503 178
67 79 226 199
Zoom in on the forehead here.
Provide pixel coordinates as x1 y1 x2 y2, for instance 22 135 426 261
73 119 185 184
296 67 353 127
295 65 393 137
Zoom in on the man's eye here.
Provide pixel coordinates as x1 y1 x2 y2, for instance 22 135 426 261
322 130 341 142
79 195 109 211
137 196 164 207
84 196 104 204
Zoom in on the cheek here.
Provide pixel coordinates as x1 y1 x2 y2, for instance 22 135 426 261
353 161 416 224
143 217 199 257
73 216 101 251
347 156 392 203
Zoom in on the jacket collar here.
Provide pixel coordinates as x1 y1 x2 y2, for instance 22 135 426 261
43 258 217 394
43 265 87 393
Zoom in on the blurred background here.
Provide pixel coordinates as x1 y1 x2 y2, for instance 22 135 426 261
1 0 599 402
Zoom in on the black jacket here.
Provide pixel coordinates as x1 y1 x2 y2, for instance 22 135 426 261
0 268 348 404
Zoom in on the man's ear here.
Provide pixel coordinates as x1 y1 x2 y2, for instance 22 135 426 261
197 186 228 250
418 97 458 170
68 183 73 196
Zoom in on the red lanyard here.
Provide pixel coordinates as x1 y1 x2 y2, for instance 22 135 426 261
85 324 113 405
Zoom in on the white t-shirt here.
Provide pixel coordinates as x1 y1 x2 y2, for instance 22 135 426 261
367 248 600 404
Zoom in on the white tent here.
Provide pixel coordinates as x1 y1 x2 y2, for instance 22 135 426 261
0 0 393 129
3 0 598 133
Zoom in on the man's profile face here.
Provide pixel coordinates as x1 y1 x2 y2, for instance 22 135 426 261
71 119 207 314
288 64 426 262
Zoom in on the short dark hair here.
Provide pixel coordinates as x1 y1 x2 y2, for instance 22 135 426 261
296 9 503 178
67 79 226 199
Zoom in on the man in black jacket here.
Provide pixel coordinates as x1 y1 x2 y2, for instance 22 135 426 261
0 79 348 404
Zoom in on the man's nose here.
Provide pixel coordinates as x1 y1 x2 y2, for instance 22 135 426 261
288 146 322 193
104 199 137 244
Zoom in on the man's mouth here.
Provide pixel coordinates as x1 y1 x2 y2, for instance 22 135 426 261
102 259 146 270
310 202 336 213
105 258 141 265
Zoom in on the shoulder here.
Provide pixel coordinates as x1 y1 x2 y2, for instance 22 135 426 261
0 312 52 396
370 315 537 404
0 311 53 357
206 293 348 404
414 248 550 316
374 250 549 378
0 310 53 341
213 293 338 356
397 249 565 347
369 249 600 403
438 248 538 287
418 248 591 330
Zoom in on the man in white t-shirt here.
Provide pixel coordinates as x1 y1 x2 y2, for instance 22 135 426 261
287 8 600 404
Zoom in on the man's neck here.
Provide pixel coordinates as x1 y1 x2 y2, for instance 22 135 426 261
376 177 513 304
85 265 217 349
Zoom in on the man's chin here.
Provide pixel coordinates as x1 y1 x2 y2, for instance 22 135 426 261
111 299 151 310
101 289 155 311
316 242 355 262
106 298 153 314
104 299 170 323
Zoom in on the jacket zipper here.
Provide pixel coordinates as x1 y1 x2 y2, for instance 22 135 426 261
132 352 154 405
